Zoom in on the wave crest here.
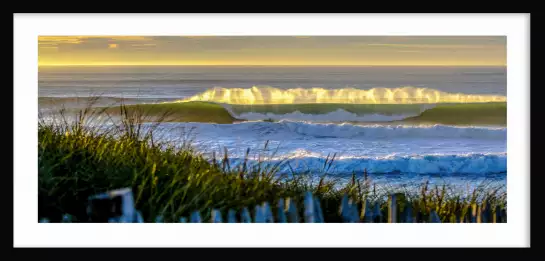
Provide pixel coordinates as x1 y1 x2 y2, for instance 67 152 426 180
179 86 507 104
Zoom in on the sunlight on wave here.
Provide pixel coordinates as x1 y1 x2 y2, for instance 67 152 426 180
177 86 507 105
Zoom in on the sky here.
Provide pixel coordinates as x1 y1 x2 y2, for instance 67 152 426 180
38 36 506 66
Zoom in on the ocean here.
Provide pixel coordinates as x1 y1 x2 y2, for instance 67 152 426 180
38 66 507 192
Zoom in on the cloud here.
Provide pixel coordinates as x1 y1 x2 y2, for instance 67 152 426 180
38 36 506 66
395 50 423 53
131 43 156 47
362 43 502 49
38 36 158 52
38 36 153 46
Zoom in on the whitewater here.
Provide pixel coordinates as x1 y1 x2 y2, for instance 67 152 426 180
38 66 508 188
180 86 507 104
128 121 507 176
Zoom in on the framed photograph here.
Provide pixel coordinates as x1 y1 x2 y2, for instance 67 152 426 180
14 13 531 247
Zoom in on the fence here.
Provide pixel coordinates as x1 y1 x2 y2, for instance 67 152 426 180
39 188 507 223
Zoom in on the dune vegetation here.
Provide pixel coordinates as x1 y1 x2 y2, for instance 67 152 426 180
38 103 507 222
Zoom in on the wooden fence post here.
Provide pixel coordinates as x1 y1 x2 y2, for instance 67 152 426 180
430 210 441 223
340 194 351 222
155 215 164 223
190 211 202 223
388 194 397 223
211 209 223 223
277 198 287 223
362 199 374 223
263 202 274 223
135 211 144 223
286 198 299 223
87 187 137 223
78 189 505 224
349 199 360 223
304 192 315 223
61 214 73 223
404 203 414 223
254 205 265 223
227 209 237 223
240 208 252 223
471 203 477 223
314 196 325 223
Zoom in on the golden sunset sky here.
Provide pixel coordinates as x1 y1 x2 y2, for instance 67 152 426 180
38 36 506 66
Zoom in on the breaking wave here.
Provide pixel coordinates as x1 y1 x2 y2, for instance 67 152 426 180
227 152 507 175
235 121 506 140
178 86 507 104
142 121 506 140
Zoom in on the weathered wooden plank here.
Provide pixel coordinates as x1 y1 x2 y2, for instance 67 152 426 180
135 211 144 223
262 202 274 223
286 198 299 223
404 203 414 223
276 198 287 223
361 199 374 223
211 209 223 223
349 199 360 223
254 205 265 223
374 202 382 223
190 211 202 223
339 194 351 222
87 187 136 223
471 203 477 223
304 192 315 223
388 194 397 223
430 210 441 223
78 190 503 224
155 215 164 223
62 214 73 223
227 209 237 223
240 208 252 223
314 196 325 223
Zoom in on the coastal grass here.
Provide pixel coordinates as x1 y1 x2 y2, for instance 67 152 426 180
38 104 507 222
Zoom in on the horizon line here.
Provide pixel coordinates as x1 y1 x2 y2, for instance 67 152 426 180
38 64 507 67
